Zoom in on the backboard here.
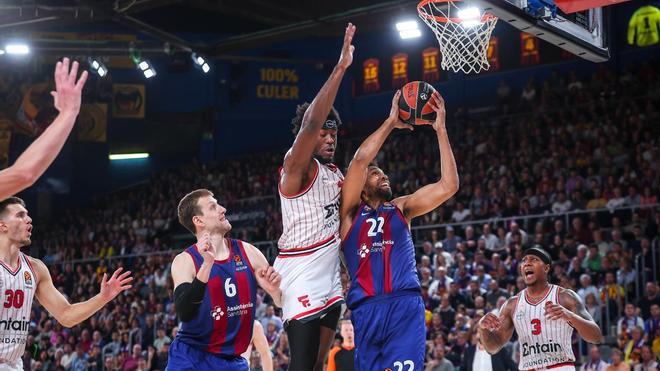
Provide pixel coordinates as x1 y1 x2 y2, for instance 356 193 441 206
470 0 614 62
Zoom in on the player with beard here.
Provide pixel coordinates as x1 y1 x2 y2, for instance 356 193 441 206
477 247 603 371
339 90 458 370
168 189 282 370
0 197 132 370
274 23 355 371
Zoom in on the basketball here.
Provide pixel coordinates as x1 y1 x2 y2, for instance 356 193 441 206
398 81 437 125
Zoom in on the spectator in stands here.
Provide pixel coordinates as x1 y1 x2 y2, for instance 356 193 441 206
70 343 89 371
606 187 626 210
442 226 462 253
622 326 645 365
606 349 630 371
485 280 508 309
584 245 603 272
580 345 609 371
461 331 516 371
260 305 283 334
638 282 659 320
425 343 454 371
452 202 471 222
644 304 659 338
618 304 646 337
552 191 573 213
122 344 142 371
429 266 452 298
633 345 657 371
578 274 601 303
587 188 607 209
153 328 171 352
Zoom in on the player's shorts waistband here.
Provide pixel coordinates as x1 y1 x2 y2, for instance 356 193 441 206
277 235 337 258
529 362 575 371
348 289 421 309
171 338 242 361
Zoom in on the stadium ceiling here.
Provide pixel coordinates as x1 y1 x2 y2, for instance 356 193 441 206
0 0 417 56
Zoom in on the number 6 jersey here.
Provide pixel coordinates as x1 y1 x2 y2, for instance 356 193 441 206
0 253 37 365
513 284 576 370
342 202 420 309
176 239 257 357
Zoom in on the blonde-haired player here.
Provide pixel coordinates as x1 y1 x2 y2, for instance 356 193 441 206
478 247 602 371
0 197 132 370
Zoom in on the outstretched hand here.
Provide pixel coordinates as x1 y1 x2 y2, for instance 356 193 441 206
338 23 356 69
387 90 413 131
424 91 446 131
99 267 133 302
51 58 88 114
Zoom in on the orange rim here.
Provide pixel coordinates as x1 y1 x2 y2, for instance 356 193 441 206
417 0 497 24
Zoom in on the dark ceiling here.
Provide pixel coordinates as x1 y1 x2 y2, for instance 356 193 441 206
0 0 418 57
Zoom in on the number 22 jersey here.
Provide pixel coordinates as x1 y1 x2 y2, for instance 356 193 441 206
342 202 420 309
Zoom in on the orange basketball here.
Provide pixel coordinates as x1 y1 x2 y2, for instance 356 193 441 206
398 81 437 125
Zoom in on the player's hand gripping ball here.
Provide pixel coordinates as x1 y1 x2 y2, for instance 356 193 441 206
398 81 437 125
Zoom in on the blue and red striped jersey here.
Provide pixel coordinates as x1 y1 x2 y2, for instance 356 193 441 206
342 202 420 308
176 238 257 356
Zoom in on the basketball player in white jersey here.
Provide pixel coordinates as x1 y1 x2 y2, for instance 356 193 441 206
0 197 132 370
241 321 273 371
477 247 602 371
0 58 88 200
275 22 356 371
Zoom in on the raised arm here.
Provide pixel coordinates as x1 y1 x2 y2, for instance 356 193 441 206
0 58 88 200
242 242 282 307
393 91 458 222
477 296 517 354
32 258 131 328
547 288 603 344
280 23 355 195
339 91 410 237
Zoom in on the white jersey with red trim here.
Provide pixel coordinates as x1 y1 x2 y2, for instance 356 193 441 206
513 284 575 371
275 158 344 322
0 253 38 368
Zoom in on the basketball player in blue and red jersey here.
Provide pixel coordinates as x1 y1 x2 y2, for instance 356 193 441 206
339 90 459 370
167 189 282 370
275 23 355 371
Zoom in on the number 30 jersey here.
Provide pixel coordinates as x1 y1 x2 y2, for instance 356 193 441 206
176 239 257 357
342 202 420 309
0 253 38 364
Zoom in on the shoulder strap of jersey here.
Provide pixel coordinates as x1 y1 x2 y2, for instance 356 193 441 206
185 245 203 273
21 253 39 284
230 238 256 274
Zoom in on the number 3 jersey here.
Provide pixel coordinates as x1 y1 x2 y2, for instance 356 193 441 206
0 253 37 363
176 239 257 357
513 284 575 370
342 202 420 309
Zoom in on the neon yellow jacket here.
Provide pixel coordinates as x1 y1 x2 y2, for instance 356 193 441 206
628 5 660 47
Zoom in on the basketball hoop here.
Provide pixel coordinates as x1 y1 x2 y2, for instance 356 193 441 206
417 0 498 74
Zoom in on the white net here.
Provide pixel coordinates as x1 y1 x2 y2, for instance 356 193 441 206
418 0 498 74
